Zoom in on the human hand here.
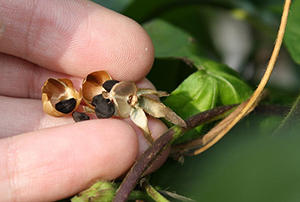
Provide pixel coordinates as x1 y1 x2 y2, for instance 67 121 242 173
0 1 168 201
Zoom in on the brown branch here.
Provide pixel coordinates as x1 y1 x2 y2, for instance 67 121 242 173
113 105 235 202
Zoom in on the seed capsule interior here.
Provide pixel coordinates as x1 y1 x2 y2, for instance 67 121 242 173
82 71 111 109
42 78 81 117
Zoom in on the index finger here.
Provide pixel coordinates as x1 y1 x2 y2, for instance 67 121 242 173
0 0 154 81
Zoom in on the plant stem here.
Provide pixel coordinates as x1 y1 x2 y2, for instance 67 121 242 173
140 178 170 202
113 105 235 202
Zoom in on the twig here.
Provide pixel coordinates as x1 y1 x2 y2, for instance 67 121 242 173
113 105 235 202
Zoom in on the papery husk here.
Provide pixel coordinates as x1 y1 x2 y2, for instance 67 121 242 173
139 96 187 127
42 78 81 117
130 107 153 143
82 71 111 109
110 81 138 118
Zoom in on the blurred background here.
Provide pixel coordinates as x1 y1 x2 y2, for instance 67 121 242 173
90 1 300 201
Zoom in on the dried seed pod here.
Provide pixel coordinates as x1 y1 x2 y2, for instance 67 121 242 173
110 81 138 118
72 111 90 122
102 80 119 92
42 78 81 117
92 94 115 118
82 71 111 109
138 96 187 127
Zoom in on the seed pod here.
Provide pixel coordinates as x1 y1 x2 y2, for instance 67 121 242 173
42 78 81 116
102 80 119 92
72 111 90 122
110 81 138 118
82 71 111 109
92 94 115 118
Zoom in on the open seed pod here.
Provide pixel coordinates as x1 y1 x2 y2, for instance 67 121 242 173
82 71 111 109
42 78 82 117
110 81 138 118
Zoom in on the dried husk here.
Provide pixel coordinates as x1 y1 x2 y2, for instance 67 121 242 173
110 81 138 118
138 95 187 127
130 107 153 143
42 78 81 117
82 71 111 109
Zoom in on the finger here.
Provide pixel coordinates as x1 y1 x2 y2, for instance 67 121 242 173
0 119 138 201
0 78 156 137
125 117 170 174
0 0 154 80
0 53 82 99
0 53 154 99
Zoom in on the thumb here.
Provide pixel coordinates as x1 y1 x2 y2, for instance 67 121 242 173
0 119 138 202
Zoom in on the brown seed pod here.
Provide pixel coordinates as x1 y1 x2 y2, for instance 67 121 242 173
82 71 111 109
42 78 82 117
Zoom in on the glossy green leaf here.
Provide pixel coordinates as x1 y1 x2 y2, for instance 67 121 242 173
151 113 300 202
144 19 252 143
285 0 300 64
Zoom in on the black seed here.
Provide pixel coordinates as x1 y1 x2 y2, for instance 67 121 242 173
72 111 90 122
102 80 119 92
55 98 76 114
92 94 115 118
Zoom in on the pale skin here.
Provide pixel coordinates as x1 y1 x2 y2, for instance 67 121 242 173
0 0 168 201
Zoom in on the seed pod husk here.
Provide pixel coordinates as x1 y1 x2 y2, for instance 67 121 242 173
82 71 111 109
139 95 187 127
42 78 81 117
110 81 138 118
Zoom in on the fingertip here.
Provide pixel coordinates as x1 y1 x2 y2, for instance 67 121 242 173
59 1 155 81
0 119 138 201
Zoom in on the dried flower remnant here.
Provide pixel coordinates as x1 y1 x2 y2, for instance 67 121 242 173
41 78 81 116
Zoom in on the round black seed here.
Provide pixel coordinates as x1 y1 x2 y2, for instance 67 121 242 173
102 80 119 92
92 94 115 118
72 111 90 122
55 98 76 114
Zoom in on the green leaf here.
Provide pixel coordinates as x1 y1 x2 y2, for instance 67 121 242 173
275 94 300 134
285 0 300 64
144 19 203 58
144 19 252 143
151 113 300 202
